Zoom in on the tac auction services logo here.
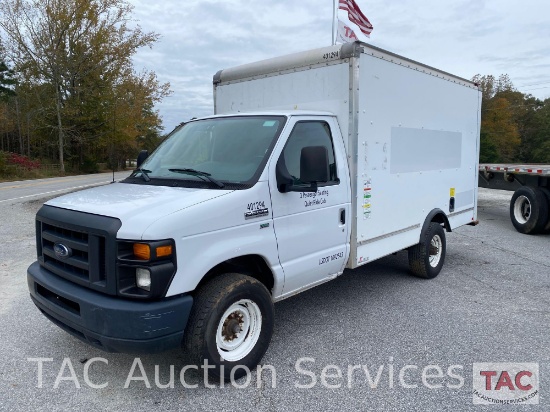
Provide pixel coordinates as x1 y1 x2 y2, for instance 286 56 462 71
472 363 539 405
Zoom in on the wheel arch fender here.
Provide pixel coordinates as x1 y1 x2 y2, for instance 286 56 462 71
196 254 276 296
420 209 452 240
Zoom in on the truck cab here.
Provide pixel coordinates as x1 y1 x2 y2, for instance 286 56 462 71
28 112 353 380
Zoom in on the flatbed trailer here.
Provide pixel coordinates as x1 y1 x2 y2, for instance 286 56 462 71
479 164 550 234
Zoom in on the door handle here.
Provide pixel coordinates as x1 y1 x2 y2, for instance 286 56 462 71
340 209 345 224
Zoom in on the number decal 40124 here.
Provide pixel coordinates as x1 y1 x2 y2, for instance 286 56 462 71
323 51 339 60
245 201 269 220
247 201 266 211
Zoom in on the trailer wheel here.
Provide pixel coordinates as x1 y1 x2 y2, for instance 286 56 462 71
509 186 549 234
408 222 446 279
183 273 274 382
540 187 550 234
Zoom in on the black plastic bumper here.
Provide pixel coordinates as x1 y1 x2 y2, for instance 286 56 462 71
27 261 193 353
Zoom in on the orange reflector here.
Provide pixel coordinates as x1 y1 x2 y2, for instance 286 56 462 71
133 243 151 260
156 245 173 258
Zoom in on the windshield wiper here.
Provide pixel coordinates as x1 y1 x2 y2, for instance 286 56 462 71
169 168 225 188
132 167 151 182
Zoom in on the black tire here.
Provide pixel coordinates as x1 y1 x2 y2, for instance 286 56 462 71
183 273 274 382
408 222 446 279
539 187 550 234
509 186 549 234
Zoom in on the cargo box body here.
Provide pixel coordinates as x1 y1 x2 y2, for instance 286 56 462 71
214 42 481 268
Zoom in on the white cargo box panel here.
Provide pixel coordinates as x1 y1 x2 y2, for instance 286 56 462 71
214 42 481 269
214 44 353 141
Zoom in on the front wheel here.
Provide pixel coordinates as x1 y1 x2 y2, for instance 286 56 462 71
183 273 274 382
408 222 446 279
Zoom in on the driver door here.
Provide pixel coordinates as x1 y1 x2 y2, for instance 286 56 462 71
269 117 350 296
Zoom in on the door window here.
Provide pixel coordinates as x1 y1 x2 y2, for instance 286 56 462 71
280 121 338 186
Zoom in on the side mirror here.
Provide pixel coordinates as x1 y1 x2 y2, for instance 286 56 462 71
136 150 149 167
276 146 329 193
300 146 329 183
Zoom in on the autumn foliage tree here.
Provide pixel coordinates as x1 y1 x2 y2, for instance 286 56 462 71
0 0 170 172
473 74 550 164
481 97 520 162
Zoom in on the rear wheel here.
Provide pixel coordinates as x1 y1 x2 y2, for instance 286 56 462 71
509 186 549 234
408 222 446 279
539 187 550 234
183 273 274 382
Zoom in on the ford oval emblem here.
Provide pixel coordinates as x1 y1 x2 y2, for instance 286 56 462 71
53 243 72 259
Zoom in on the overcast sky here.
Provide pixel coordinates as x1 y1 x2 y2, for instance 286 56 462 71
128 0 550 134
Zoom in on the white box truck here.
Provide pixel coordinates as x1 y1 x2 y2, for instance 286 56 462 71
27 42 481 380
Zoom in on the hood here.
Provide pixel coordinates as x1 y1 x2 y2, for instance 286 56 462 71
46 182 233 239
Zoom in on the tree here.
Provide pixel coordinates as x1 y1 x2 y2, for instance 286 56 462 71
0 52 18 151
0 61 16 101
473 74 522 162
481 97 521 162
0 0 167 172
479 131 499 163
529 100 550 163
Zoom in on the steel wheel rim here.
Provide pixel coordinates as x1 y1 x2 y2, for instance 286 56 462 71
514 195 531 224
216 299 262 362
429 234 442 268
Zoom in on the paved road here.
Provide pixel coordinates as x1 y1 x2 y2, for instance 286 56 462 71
0 171 130 204
0 186 548 411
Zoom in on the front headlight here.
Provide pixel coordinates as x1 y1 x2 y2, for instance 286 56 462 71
117 239 176 299
136 268 152 291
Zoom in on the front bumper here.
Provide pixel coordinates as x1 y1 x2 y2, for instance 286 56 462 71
27 261 193 353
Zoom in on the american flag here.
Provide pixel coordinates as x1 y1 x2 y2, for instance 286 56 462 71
338 0 373 37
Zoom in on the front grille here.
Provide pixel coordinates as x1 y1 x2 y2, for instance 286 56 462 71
41 223 106 285
36 205 121 295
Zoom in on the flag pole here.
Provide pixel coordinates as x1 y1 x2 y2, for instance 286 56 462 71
332 0 337 45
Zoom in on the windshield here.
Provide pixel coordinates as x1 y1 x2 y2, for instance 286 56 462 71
131 116 286 188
